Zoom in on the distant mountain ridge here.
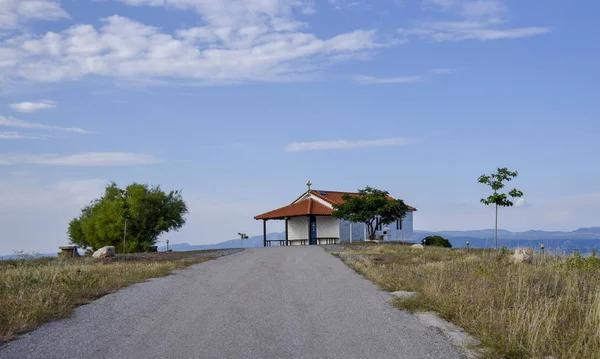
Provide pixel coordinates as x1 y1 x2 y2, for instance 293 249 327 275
158 232 285 252
414 227 600 241
3 228 600 259
413 227 600 252
162 228 600 252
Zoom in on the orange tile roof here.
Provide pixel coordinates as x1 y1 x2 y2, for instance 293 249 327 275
254 198 333 220
309 190 417 211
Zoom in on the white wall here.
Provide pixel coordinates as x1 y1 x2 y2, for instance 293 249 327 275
287 216 341 245
316 216 339 238
288 216 308 241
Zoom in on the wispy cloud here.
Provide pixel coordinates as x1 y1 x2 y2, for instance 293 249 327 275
0 0 69 29
514 198 528 208
430 68 456 74
0 152 162 166
352 67 455 85
0 116 89 134
0 131 51 140
400 0 550 42
285 138 417 151
352 74 424 84
423 0 506 18
2 10 382 87
399 21 550 41
329 0 361 10
9 100 56 113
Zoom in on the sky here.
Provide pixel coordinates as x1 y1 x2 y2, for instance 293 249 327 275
0 0 599 254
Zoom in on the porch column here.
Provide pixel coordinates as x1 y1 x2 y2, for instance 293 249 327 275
263 219 267 247
285 217 289 246
307 215 311 246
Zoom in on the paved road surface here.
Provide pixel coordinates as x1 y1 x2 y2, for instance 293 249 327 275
1 247 462 359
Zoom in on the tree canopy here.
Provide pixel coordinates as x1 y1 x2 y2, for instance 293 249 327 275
422 235 452 248
332 186 409 240
478 168 524 208
478 167 524 248
68 182 188 253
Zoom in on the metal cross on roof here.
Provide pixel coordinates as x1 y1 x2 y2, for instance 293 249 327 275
306 180 312 191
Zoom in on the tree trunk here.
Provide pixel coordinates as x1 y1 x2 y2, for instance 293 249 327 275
367 220 375 240
495 204 498 249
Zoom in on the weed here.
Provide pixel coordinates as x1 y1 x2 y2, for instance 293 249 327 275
333 244 600 359
0 254 211 342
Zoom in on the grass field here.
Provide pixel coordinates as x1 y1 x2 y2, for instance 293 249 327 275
0 250 233 342
329 244 600 359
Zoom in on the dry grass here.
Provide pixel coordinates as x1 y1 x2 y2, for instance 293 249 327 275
0 252 216 342
331 244 600 359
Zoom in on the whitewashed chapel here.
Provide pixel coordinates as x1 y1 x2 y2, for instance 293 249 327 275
254 183 416 247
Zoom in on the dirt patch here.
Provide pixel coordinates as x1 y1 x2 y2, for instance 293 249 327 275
98 249 243 263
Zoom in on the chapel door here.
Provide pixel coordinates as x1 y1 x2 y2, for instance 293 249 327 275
309 216 317 245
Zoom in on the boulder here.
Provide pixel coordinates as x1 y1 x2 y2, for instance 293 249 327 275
411 244 424 249
93 246 116 259
511 247 533 264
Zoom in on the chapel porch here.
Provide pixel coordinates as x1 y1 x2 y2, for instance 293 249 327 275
254 198 340 247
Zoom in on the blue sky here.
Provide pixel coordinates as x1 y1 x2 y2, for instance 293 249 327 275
1 0 599 254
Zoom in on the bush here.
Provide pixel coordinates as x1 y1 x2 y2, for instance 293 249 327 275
560 251 600 270
422 235 452 248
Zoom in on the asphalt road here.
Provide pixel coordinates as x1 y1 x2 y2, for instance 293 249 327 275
1 247 462 359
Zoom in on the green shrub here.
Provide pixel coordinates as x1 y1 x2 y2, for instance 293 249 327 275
560 251 600 270
422 235 452 248
497 246 511 261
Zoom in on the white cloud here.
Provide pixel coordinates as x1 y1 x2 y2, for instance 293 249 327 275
9 100 56 113
114 0 316 25
423 0 505 18
430 68 455 74
402 0 550 42
0 115 89 134
0 0 550 88
0 152 163 166
352 67 455 85
460 0 505 19
399 21 550 41
0 131 50 139
285 137 416 151
0 0 69 29
53 179 109 204
352 74 424 84
0 178 107 254
417 192 600 233
328 0 361 10
0 181 276 255
1 0 381 86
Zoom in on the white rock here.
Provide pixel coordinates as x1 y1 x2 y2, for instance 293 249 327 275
511 247 533 264
390 291 418 298
410 244 424 249
93 246 116 258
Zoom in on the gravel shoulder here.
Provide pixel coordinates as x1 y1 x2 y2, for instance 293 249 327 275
0 246 462 359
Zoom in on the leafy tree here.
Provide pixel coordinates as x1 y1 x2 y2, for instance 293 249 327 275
332 186 409 240
68 182 188 253
422 235 452 248
478 168 524 249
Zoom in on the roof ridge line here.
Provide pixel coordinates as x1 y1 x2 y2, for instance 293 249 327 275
312 190 363 195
